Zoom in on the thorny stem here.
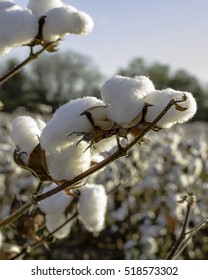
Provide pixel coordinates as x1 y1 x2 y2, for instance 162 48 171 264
0 99 176 229
0 41 58 86
166 193 196 260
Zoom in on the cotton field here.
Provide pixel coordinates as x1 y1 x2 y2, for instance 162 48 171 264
0 111 208 259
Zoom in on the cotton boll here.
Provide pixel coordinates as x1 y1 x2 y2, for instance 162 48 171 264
46 141 91 182
39 183 73 215
45 213 73 239
42 7 94 42
78 184 108 234
40 97 105 152
0 3 38 55
0 1 15 10
144 88 197 128
27 0 64 17
101 75 155 126
11 116 46 163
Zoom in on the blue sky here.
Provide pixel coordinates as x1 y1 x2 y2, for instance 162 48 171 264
3 0 208 83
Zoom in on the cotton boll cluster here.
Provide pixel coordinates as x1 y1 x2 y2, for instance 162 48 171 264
39 183 74 239
144 88 197 128
28 0 94 43
78 183 108 234
0 0 93 55
11 116 46 164
101 75 155 126
0 1 38 54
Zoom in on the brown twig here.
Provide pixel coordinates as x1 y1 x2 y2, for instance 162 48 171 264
0 41 58 86
0 98 176 229
166 193 196 260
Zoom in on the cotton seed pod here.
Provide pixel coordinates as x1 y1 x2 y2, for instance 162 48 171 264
42 6 94 42
11 116 46 164
81 105 114 130
40 96 105 152
0 2 38 55
101 75 155 127
144 88 197 128
78 183 108 234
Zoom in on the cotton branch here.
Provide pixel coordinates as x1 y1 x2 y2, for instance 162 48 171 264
0 98 177 229
0 40 59 86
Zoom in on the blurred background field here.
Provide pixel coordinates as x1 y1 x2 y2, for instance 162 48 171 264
0 52 208 259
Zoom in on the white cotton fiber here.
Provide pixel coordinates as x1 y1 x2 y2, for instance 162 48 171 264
101 75 155 126
45 213 73 239
40 97 105 152
0 2 38 55
144 88 197 128
46 141 91 182
39 183 73 215
42 6 94 42
11 116 46 163
78 184 108 234
27 0 64 16
0 230 3 250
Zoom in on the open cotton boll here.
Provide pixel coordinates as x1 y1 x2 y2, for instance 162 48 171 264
39 183 73 215
0 2 38 55
46 141 91 182
27 0 64 16
45 213 73 239
11 116 46 163
0 1 15 10
40 97 105 152
78 184 108 234
42 7 94 42
144 88 197 128
101 75 155 126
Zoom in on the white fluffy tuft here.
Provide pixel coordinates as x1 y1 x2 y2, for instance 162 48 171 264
78 184 108 234
0 2 38 55
144 88 197 128
27 0 64 16
11 116 46 163
42 6 94 42
45 213 73 239
101 75 155 126
46 142 91 182
39 183 73 215
40 96 105 152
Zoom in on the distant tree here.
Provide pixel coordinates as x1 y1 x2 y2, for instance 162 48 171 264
0 52 104 113
28 51 104 110
0 59 36 112
117 58 208 121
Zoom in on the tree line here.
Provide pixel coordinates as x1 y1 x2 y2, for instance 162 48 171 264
0 52 207 121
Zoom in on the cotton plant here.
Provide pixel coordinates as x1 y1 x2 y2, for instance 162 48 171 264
0 0 94 55
0 0 38 55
